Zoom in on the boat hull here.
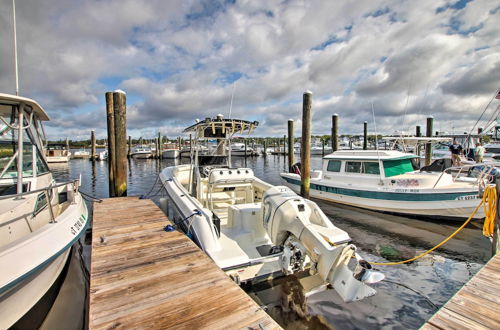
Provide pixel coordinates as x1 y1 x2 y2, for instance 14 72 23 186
162 149 180 159
46 156 71 163
281 173 484 220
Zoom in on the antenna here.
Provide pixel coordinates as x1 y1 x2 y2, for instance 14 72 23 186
12 0 19 95
228 81 236 118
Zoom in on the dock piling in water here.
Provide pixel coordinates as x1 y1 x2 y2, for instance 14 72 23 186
425 116 433 166
300 91 312 198
332 114 339 152
287 119 294 172
91 130 96 160
113 90 127 197
363 121 368 150
105 92 116 197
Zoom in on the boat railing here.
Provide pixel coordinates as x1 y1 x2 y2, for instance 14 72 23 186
431 162 500 189
0 179 80 223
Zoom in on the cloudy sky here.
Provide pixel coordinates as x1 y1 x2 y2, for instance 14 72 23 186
0 0 499 140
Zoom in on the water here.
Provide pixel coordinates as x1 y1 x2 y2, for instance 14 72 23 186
50 152 491 329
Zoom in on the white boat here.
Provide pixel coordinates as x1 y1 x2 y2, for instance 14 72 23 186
45 144 71 163
72 148 90 159
131 145 153 159
162 148 180 159
98 149 108 161
0 93 89 328
160 115 383 302
281 150 492 220
230 142 257 156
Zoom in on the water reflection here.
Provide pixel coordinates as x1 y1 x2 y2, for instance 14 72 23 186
48 152 491 329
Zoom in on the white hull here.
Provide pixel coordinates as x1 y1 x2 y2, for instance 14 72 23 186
281 173 484 219
132 152 152 159
46 155 71 163
0 188 88 328
162 149 180 159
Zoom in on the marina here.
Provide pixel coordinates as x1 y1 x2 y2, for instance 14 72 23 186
1 1 499 329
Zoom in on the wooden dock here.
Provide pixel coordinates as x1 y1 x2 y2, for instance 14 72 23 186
89 197 280 329
422 253 500 329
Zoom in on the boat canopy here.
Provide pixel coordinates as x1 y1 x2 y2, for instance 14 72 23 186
383 137 452 146
324 150 418 161
0 93 50 121
183 116 259 138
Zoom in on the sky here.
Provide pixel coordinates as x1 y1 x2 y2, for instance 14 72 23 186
0 0 499 140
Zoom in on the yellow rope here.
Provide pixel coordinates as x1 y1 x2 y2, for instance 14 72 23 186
482 184 497 237
369 185 497 266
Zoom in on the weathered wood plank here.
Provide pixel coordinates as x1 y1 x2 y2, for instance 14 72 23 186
424 253 500 330
89 197 281 330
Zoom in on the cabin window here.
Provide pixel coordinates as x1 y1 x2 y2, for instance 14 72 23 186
327 160 341 172
33 192 48 215
346 161 361 173
362 162 380 175
383 159 415 177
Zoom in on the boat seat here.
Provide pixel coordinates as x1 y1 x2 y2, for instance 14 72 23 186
224 203 268 245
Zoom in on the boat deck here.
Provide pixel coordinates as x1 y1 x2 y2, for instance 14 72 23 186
89 196 280 329
422 252 500 329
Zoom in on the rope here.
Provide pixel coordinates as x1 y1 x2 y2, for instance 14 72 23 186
79 190 103 203
482 185 497 237
370 185 496 266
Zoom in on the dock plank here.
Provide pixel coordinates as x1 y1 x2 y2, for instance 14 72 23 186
89 197 281 330
423 253 500 330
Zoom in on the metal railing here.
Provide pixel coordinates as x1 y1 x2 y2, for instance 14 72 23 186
0 179 80 223
431 162 500 189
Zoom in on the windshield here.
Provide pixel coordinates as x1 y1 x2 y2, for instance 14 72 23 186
383 158 415 177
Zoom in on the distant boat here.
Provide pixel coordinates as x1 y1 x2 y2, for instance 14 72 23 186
72 148 90 159
98 150 108 161
281 149 493 220
162 148 180 159
131 145 153 159
230 142 257 156
45 143 71 163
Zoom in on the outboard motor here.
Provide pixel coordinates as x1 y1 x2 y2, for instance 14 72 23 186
262 186 384 302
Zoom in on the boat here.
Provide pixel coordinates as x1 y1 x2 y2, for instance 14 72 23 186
45 143 71 163
229 142 257 156
280 149 493 220
159 115 383 302
0 93 89 328
98 149 108 161
162 148 180 159
72 148 90 159
131 145 153 159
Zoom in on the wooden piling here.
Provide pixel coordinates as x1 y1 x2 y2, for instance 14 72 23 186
322 139 325 156
263 139 267 156
113 91 127 197
332 114 339 152
363 121 368 150
416 126 422 157
157 132 162 158
287 120 294 172
105 92 116 197
65 137 69 152
244 139 247 158
127 136 132 158
425 116 433 166
300 91 312 199
91 130 96 160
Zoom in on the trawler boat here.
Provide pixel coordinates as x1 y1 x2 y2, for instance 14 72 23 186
160 115 383 302
45 143 71 163
131 145 153 159
230 142 257 156
0 93 89 328
72 148 90 159
281 150 492 220
162 148 180 159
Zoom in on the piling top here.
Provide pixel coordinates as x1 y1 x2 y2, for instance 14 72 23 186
427 115 434 119
113 89 126 94
333 113 339 116
288 119 294 122
304 90 313 95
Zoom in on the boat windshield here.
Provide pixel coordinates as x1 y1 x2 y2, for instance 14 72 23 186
0 107 49 179
383 158 415 177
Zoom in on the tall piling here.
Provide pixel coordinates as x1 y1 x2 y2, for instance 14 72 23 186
66 137 69 152
416 125 422 157
244 139 248 158
300 91 312 199
287 120 294 172
105 92 116 197
263 139 267 156
322 139 325 156
425 116 434 166
113 91 127 197
91 130 96 160
363 121 368 150
332 114 339 152
127 136 132 158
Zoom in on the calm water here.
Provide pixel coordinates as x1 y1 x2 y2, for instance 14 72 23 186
50 151 491 329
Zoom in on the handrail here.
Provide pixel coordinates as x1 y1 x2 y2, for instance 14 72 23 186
431 161 500 189
0 179 79 201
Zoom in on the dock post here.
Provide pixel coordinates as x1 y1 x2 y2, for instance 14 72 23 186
416 126 422 157
105 92 116 197
127 136 131 158
332 114 339 152
363 121 368 150
300 91 312 199
283 135 286 158
425 116 433 166
66 137 69 153
263 138 267 156
91 130 96 160
322 139 325 156
177 137 181 150
113 91 127 197
244 139 247 158
287 120 294 172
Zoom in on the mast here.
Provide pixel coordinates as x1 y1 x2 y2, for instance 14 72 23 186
13 0 19 96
